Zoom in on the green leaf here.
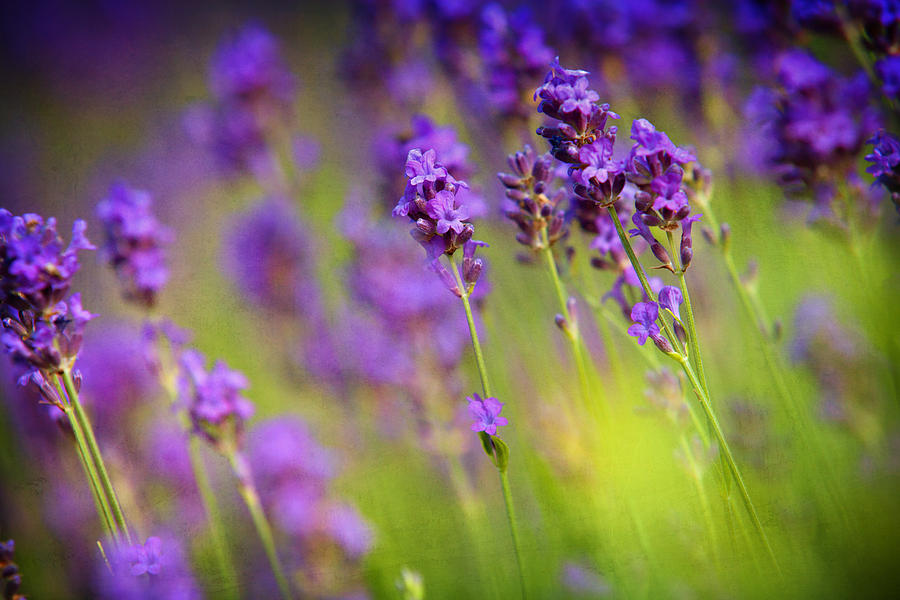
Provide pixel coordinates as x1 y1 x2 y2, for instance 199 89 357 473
491 436 510 473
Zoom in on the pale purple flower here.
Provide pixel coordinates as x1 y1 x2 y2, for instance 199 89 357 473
178 350 254 447
97 533 201 600
467 392 508 436
658 286 683 320
627 301 660 346
427 190 470 234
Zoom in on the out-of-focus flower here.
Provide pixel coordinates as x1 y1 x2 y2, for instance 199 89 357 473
209 23 295 109
96 181 172 308
865 129 900 213
96 534 201 599
221 197 314 313
0 539 26 600
875 55 900 99
467 392 507 435
178 350 254 449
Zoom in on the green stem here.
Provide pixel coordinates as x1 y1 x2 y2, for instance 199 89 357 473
540 230 595 407
677 357 779 572
228 453 295 600
665 231 709 397
449 253 527 599
189 438 240 600
59 398 117 545
60 371 132 545
607 205 685 357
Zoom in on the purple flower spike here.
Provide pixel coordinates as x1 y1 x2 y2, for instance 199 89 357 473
467 392 508 436
627 301 660 346
96 181 173 308
658 286 683 321
426 190 470 234
179 350 254 448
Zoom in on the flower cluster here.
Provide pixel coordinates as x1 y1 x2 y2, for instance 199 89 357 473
0 539 26 600
866 129 900 214
96 535 201 599
745 50 880 217
393 148 486 294
467 393 508 436
187 24 296 177
96 181 172 308
0 210 95 384
248 418 372 597
479 4 553 121
178 350 254 450
496 144 569 250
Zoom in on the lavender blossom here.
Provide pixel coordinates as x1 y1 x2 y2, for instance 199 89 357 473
96 534 201 600
222 197 314 313
0 539 26 600
96 181 172 308
658 286 684 321
467 392 508 436
746 50 880 218
178 350 254 449
865 129 900 213
496 145 569 250
210 23 295 109
627 301 661 346
0 210 94 313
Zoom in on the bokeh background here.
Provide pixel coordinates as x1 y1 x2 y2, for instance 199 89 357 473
1 1 899 598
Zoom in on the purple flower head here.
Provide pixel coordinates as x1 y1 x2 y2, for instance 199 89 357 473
658 286 683 321
325 503 375 559
210 24 295 107
179 350 254 448
394 148 474 258
248 417 336 488
0 539 25 599
535 58 607 133
98 533 202 599
0 210 94 314
467 392 508 436
629 119 696 164
876 56 900 101
627 301 660 346
96 181 173 308
222 197 314 313
3 293 95 374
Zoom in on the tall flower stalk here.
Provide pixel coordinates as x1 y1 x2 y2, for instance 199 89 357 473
534 60 778 569
97 181 241 598
0 210 133 551
393 147 527 598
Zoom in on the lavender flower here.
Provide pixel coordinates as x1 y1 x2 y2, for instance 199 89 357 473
658 286 684 321
875 55 900 99
96 534 201 600
627 301 661 346
394 148 486 277
865 129 900 213
479 4 553 121
178 350 254 449
96 181 172 308
0 210 94 313
467 392 508 436
209 23 295 109
0 539 26 600
746 50 879 218
496 144 569 250
222 197 314 313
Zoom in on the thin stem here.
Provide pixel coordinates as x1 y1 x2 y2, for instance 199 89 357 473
58 396 117 545
540 229 595 407
448 253 527 599
61 369 132 545
677 356 779 572
189 438 240 600
607 205 685 357
500 470 528 599
666 231 709 397
228 453 295 600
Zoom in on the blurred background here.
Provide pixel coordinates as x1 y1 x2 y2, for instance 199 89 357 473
0 0 899 598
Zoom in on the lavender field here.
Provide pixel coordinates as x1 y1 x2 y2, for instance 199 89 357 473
0 1 899 598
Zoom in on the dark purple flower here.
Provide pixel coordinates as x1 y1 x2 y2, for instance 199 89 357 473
658 286 683 321
0 539 25 600
627 301 660 346
178 350 254 448
96 181 172 308
467 392 508 436
0 209 94 313
876 55 900 100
